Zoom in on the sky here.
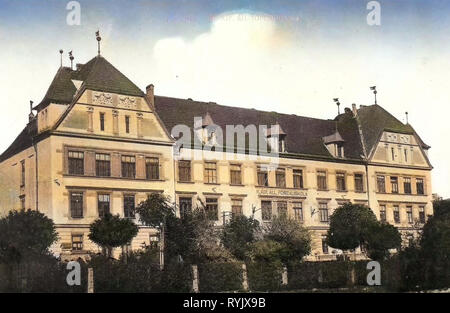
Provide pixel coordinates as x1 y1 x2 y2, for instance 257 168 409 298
0 0 449 197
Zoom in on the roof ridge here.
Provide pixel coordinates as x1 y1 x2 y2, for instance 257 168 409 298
154 95 334 123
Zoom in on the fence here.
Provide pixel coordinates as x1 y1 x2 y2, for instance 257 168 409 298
1 257 445 292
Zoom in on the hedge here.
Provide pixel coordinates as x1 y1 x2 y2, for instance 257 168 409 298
247 261 283 291
198 262 243 292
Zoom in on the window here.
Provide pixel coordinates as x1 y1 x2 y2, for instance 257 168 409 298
98 194 110 217
379 205 386 222
231 199 243 216
124 195 135 218
204 162 217 184
257 167 268 186
419 206 425 223
319 203 329 223
317 171 327 190
100 112 105 131
393 206 400 223
293 203 303 221
293 169 304 189
20 160 25 186
406 206 413 224
354 174 364 192
20 195 25 210
337 145 344 158
149 235 159 249
336 172 346 191
230 164 242 185
179 197 192 217
68 151 84 175
125 116 130 133
377 175 386 193
146 157 160 180
391 176 399 194
70 192 83 218
276 168 286 188
416 178 424 195
205 198 218 221
95 153 110 177
391 147 395 161
121 155 136 178
261 201 272 221
72 234 83 251
403 177 411 194
278 138 286 152
277 201 287 217
404 149 408 163
178 160 191 182
322 237 329 254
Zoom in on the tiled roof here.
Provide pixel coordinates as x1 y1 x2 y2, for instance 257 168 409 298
154 96 365 160
0 120 37 162
356 104 429 155
34 56 144 111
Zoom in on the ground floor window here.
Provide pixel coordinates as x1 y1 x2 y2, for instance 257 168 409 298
319 203 329 223
231 199 243 216
261 201 272 221
124 195 135 218
293 203 303 221
98 194 110 217
322 237 329 254
205 198 218 221
71 234 83 251
179 197 193 217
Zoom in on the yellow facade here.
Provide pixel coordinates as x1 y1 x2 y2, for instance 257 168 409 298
0 57 433 261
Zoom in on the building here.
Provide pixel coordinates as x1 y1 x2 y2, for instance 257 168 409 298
0 51 433 260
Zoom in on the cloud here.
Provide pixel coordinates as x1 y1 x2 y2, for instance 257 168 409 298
151 11 450 197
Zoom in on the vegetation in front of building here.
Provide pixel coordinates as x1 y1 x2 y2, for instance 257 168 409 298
0 200 449 292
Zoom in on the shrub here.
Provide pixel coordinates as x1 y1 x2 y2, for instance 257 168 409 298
247 261 283 291
198 262 243 292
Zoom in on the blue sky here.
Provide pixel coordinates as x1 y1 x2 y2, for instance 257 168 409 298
0 0 449 197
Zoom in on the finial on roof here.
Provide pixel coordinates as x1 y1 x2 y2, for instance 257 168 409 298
333 98 340 115
59 49 63 68
96 30 102 56
370 86 377 105
405 111 409 124
69 50 74 70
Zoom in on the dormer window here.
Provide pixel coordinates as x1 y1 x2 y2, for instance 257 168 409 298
266 124 286 153
195 112 218 145
323 131 345 158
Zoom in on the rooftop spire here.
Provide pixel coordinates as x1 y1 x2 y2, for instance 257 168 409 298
69 50 74 70
96 30 102 56
59 49 63 68
405 111 409 124
370 86 377 105
333 98 340 115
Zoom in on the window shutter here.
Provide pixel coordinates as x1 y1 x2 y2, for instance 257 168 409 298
111 153 121 177
136 155 146 179
84 151 95 176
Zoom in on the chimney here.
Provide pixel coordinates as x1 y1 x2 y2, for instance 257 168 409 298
146 84 154 108
352 103 357 116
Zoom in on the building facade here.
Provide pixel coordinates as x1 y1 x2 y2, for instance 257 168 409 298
0 53 433 260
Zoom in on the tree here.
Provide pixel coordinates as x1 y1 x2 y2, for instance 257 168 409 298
365 222 402 260
264 215 311 264
250 239 285 264
419 200 450 288
136 194 225 263
0 209 58 263
326 203 377 252
327 203 401 260
221 215 259 261
88 213 138 258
